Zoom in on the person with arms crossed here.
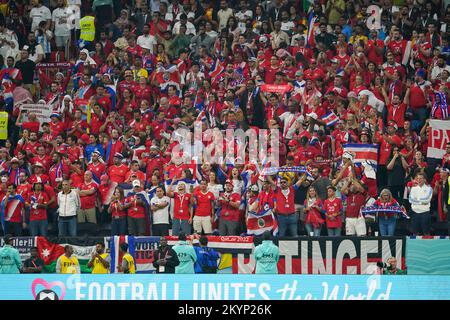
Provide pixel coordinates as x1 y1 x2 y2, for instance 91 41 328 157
22 246 44 273
409 172 433 236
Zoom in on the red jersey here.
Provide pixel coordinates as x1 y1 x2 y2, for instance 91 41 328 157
27 191 49 221
98 182 117 205
377 133 402 165
387 39 407 63
194 190 215 217
173 192 192 220
67 145 84 163
345 192 366 218
110 199 127 218
30 155 52 172
87 162 107 180
125 193 146 219
387 103 407 128
16 184 32 199
79 181 98 209
48 162 70 188
323 197 343 229
273 186 296 215
29 174 49 185
219 192 241 221
49 121 66 138
2 194 25 223
107 164 129 183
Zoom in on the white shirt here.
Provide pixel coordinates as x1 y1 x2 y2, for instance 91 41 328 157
431 65 450 81
217 8 233 31
172 21 196 36
30 5 52 32
52 7 73 36
151 195 171 224
137 34 157 53
409 184 433 213
57 189 81 217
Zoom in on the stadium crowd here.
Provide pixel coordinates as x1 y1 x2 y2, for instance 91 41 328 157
0 0 450 240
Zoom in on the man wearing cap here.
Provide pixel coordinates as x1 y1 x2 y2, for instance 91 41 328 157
217 180 241 236
374 120 403 192
77 171 98 224
124 180 148 236
29 162 49 185
30 145 52 172
87 150 106 180
0 234 22 274
7 157 25 186
49 113 65 139
107 153 128 184
48 152 70 189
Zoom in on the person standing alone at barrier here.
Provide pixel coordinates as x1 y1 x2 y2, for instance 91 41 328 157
254 231 279 274
173 232 197 274
0 234 21 274
409 173 433 236
194 235 219 274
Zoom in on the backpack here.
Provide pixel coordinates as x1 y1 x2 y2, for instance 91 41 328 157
199 247 218 274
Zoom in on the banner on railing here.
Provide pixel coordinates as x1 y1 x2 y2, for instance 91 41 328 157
1 274 450 300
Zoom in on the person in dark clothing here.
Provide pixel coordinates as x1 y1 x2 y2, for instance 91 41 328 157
152 236 180 274
386 146 408 205
14 47 36 88
194 235 220 274
22 247 44 273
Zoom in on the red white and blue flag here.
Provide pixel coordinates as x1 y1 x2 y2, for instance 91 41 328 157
321 111 339 126
246 208 278 236
209 59 225 84
342 143 379 165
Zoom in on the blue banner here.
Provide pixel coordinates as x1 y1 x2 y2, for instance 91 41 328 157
1 275 450 300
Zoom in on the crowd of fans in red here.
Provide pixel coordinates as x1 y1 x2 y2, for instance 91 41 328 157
0 0 450 239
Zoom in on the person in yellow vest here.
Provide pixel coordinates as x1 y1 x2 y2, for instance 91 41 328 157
56 245 80 274
87 242 111 274
79 7 95 50
118 242 135 274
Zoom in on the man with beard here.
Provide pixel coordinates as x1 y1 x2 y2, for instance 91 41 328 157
153 236 180 273
48 152 70 189
29 162 49 185
137 24 157 54
105 129 124 166
87 150 106 180
217 180 241 236
107 153 128 184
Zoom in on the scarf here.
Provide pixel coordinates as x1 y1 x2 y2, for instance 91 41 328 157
431 91 448 119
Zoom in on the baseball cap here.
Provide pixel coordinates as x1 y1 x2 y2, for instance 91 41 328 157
114 152 124 159
11 157 19 163
388 120 398 130
132 180 141 188
32 162 43 167
288 139 298 147
251 185 259 192
225 179 234 186
415 68 426 78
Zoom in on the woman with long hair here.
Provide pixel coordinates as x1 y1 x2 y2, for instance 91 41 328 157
109 187 127 235
373 189 402 236
304 186 324 236
117 88 137 122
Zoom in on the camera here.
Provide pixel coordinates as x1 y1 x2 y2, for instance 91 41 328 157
376 261 392 270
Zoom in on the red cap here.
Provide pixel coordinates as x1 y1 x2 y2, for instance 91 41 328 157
81 134 90 144
388 120 398 130
225 179 234 186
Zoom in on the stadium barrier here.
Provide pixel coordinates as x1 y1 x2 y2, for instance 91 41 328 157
1 274 450 300
1 236 449 274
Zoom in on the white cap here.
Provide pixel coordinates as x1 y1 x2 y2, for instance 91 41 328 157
132 180 141 188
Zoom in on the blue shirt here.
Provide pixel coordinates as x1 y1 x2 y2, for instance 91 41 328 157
194 246 220 273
